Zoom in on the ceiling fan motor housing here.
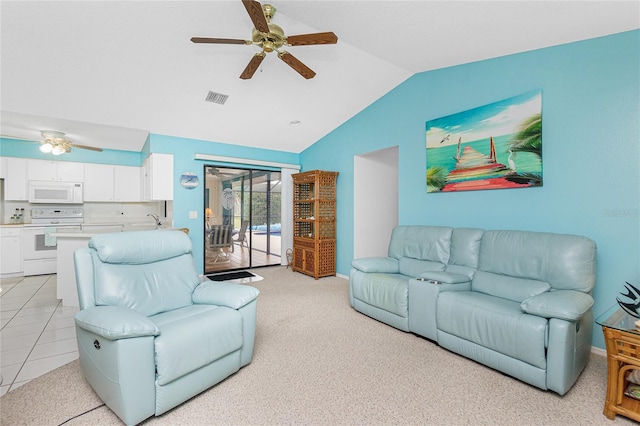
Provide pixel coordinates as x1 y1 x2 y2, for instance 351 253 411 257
252 23 285 52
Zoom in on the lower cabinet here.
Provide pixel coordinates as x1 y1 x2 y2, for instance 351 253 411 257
292 238 336 279
1 227 23 276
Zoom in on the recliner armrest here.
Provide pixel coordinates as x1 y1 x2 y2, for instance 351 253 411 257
351 257 399 273
193 281 260 309
75 306 160 340
521 290 594 321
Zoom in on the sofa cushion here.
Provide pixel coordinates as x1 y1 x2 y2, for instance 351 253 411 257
151 305 243 386
398 257 445 277
449 228 484 268
478 230 596 292
437 291 548 369
472 270 551 303
388 226 452 264
350 273 409 317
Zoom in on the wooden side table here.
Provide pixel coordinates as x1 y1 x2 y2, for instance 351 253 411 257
597 306 640 421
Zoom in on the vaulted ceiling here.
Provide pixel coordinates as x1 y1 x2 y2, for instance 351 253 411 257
1 1 638 154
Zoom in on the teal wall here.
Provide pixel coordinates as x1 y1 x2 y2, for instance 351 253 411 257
300 30 640 350
148 134 299 272
0 137 143 165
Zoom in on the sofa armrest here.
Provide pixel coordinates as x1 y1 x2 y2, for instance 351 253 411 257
418 271 470 284
351 257 399 273
521 290 594 321
193 281 260 309
75 306 160 340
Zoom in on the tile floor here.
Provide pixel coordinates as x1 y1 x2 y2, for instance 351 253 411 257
0 274 79 396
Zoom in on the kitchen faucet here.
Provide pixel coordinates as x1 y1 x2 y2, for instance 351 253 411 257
147 213 162 226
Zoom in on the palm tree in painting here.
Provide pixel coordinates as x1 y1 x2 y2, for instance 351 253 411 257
508 113 541 157
427 166 448 192
506 113 542 186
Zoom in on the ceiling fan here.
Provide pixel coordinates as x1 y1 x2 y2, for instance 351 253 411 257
1 130 103 155
206 167 237 179
191 0 338 79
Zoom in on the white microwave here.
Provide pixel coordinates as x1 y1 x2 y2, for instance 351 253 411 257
28 181 84 204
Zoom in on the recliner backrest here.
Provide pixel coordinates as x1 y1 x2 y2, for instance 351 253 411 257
446 227 484 278
477 230 597 293
388 226 452 276
83 230 201 316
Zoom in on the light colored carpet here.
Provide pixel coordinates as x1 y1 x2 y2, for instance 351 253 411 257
0 266 633 425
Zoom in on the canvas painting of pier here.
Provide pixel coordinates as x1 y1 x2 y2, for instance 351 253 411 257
426 90 542 193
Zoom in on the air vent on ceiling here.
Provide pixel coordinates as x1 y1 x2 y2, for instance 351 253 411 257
205 91 229 105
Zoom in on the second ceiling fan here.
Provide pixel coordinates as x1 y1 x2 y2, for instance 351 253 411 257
191 0 338 79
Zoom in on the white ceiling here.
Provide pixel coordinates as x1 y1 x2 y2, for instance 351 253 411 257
1 1 638 154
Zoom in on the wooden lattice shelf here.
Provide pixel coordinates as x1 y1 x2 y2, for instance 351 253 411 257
292 170 338 279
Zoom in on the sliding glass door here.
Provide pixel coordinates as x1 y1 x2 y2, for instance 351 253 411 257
204 165 281 274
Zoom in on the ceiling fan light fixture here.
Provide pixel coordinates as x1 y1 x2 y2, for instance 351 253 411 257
39 142 53 153
52 144 66 155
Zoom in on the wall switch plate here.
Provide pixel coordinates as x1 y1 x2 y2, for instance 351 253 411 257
189 211 197 219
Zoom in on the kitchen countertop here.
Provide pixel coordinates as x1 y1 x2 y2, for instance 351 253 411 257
54 225 177 238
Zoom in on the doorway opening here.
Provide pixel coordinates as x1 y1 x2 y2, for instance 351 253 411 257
204 165 282 274
354 146 399 258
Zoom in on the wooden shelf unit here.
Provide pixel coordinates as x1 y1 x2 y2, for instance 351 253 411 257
292 170 338 280
602 326 640 422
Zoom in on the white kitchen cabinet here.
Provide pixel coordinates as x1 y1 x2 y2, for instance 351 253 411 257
84 163 115 201
143 153 173 201
84 164 142 202
28 159 84 182
1 227 23 275
114 165 141 202
4 157 28 200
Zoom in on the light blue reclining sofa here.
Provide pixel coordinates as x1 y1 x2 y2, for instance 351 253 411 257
74 230 259 425
350 225 596 395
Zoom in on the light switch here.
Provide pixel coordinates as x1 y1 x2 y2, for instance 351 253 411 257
189 211 198 219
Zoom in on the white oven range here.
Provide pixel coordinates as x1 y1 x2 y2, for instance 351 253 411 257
22 207 83 276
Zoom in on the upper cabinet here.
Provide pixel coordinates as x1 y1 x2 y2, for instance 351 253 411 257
143 153 173 201
27 159 84 182
114 165 141 202
84 164 115 201
84 164 141 202
1 155 172 202
5 157 28 200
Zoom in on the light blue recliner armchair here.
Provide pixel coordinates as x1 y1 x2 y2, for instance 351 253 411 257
73 230 259 425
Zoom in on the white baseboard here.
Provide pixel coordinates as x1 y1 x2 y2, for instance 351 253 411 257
591 346 606 357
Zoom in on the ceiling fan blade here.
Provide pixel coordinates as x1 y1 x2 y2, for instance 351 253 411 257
286 32 338 46
242 0 269 33
278 51 316 79
240 52 266 79
191 37 249 45
68 143 103 152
